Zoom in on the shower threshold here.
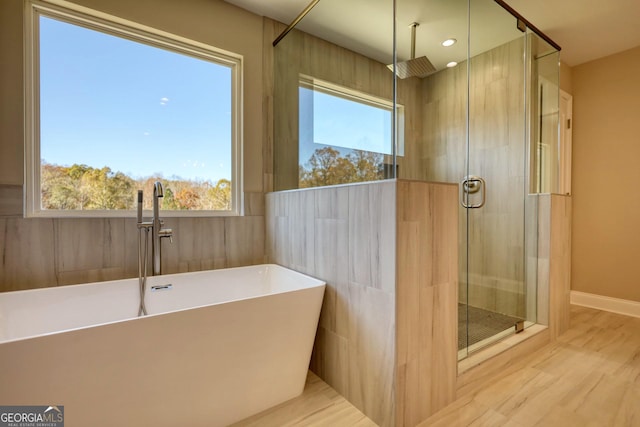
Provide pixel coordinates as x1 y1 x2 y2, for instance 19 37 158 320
457 304 530 360
457 320 535 361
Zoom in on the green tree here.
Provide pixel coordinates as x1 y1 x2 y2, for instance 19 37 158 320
347 150 384 181
299 147 384 188
41 162 233 211
175 187 200 209
79 166 135 209
209 179 231 210
42 163 81 209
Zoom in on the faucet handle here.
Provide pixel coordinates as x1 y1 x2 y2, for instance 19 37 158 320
159 228 173 244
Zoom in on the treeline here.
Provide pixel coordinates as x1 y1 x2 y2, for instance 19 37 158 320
299 147 385 188
41 162 231 211
42 147 383 211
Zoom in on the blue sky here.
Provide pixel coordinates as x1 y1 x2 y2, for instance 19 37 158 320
39 15 396 182
39 15 232 183
298 86 394 166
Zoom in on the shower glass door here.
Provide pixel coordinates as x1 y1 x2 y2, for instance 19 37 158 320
459 0 533 358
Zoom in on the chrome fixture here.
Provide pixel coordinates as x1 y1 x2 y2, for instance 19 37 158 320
151 284 173 292
387 22 436 79
460 175 486 209
137 190 151 316
152 181 173 276
136 183 174 316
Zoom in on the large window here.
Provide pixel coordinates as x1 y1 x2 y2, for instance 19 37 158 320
298 76 403 188
25 1 242 217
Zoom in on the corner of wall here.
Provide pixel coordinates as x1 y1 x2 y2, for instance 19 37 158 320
549 194 571 338
559 60 573 94
395 180 458 427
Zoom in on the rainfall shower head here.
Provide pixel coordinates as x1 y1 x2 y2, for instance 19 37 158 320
388 22 436 79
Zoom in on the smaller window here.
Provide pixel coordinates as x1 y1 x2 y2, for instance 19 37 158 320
298 76 403 188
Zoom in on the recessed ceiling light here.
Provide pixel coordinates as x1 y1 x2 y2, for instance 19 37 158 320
446 61 458 68
442 38 457 47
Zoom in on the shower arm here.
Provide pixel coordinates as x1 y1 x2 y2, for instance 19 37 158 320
273 0 320 47
410 22 418 60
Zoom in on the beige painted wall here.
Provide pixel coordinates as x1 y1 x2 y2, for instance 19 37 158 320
571 45 640 302
0 0 267 291
560 60 573 94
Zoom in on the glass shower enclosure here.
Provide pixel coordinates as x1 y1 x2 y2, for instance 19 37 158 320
271 0 560 360
409 0 560 358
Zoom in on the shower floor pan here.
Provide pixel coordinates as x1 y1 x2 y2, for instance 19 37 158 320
457 303 523 351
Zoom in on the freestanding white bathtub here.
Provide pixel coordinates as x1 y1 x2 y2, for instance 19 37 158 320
0 264 325 427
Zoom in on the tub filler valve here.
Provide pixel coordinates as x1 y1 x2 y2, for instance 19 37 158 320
136 183 175 316
137 182 173 276
152 181 173 275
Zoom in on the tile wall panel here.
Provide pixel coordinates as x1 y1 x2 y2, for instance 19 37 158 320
0 216 265 292
267 181 396 427
267 180 459 427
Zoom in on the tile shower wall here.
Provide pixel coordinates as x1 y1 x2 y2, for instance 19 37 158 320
271 19 423 191
266 180 459 427
549 195 571 338
536 194 571 338
266 181 396 427
421 38 527 319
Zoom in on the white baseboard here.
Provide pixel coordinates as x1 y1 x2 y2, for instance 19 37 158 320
570 291 640 318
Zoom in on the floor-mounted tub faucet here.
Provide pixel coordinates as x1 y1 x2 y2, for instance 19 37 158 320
137 182 173 276
152 181 173 275
135 183 173 316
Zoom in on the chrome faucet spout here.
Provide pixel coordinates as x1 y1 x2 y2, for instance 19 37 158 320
153 181 164 219
151 181 172 275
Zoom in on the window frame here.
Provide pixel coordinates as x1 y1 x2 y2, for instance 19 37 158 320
24 0 244 218
298 75 404 158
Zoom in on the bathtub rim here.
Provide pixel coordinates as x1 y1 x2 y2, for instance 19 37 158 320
0 263 326 345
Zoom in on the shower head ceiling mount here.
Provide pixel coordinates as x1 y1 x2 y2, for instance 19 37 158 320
387 22 437 79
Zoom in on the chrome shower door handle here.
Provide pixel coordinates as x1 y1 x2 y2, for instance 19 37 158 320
460 175 486 208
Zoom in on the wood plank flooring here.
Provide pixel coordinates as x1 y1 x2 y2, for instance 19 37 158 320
234 305 640 426
421 305 640 426
230 371 377 426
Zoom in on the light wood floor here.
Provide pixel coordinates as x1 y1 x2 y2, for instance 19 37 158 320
230 371 377 426
233 306 640 426
422 305 640 426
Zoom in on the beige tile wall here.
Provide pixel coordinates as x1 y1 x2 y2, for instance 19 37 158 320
0 195 265 292
536 194 551 326
271 21 422 191
549 194 571 338
421 38 529 319
266 179 459 427
395 180 458 427
266 181 396 427
535 194 571 338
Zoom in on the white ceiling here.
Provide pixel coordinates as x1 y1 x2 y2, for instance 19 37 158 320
224 0 640 68
503 0 640 66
